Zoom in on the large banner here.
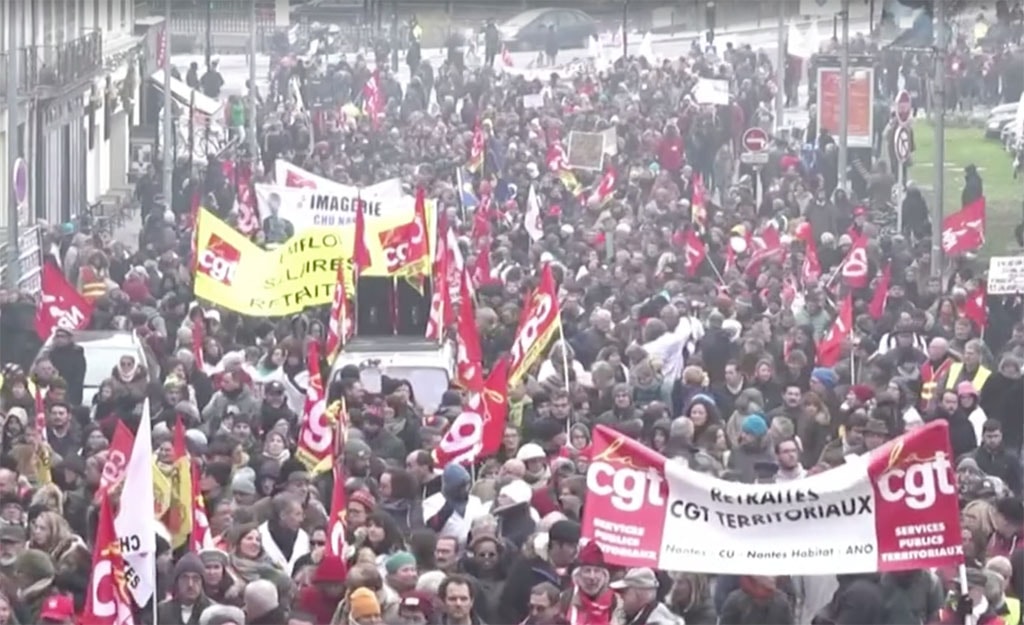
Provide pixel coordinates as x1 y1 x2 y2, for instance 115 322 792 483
582 421 963 576
254 183 413 231
193 207 433 315
275 159 403 197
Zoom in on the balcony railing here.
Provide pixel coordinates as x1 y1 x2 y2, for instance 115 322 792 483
31 31 104 95
0 31 104 100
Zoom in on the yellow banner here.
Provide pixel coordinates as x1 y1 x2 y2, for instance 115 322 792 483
194 207 433 316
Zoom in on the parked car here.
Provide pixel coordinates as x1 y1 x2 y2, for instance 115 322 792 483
496 8 597 52
984 102 1019 138
36 330 159 405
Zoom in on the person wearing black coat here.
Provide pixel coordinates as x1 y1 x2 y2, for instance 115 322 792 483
929 389 977 459
901 184 932 240
153 553 211 625
47 330 87 407
961 164 984 207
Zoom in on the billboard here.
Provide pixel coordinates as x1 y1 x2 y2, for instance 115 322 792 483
814 66 875 149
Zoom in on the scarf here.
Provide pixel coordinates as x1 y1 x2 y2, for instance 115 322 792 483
568 587 614 625
229 553 289 590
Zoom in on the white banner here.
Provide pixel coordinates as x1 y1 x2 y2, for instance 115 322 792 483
253 182 413 232
582 421 964 576
274 159 403 198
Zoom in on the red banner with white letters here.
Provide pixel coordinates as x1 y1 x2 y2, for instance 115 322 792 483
295 342 339 470
36 262 93 339
581 420 963 575
432 358 509 467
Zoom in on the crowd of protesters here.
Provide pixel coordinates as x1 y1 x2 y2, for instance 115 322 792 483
0 8 1023 625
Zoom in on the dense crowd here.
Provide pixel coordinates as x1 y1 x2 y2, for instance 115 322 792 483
0 10 1022 625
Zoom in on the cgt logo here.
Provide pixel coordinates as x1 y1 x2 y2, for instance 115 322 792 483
379 221 424 272
877 446 955 511
198 234 241 285
586 460 666 513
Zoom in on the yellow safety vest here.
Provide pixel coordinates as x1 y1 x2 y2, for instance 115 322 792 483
0 375 39 396
1004 597 1021 625
945 362 992 392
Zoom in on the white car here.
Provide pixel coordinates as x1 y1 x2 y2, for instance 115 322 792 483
984 102 1019 139
329 336 455 413
37 330 159 405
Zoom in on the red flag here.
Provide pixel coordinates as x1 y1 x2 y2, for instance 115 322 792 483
96 421 135 503
362 70 383 129
840 236 871 289
192 316 206 371
188 460 214 552
295 342 334 469
233 160 260 235
682 229 706 277
468 120 485 173
508 264 562 386
83 493 136 625
325 260 353 359
743 226 785 278
426 214 452 341
588 165 618 206
36 262 93 339
942 196 986 255
868 263 892 320
455 277 484 393
432 358 510 467
501 45 514 67
353 195 372 274
963 282 988 330
802 238 823 285
326 400 349 559
817 294 853 367
34 387 47 445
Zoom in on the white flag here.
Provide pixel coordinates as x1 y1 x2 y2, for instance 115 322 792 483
525 184 544 242
114 398 157 607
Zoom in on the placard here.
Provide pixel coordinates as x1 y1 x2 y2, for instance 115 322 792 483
987 256 1024 295
566 131 605 171
692 78 730 105
815 67 875 149
602 126 618 156
523 93 545 109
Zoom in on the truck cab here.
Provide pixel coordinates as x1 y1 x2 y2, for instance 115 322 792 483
328 336 455 413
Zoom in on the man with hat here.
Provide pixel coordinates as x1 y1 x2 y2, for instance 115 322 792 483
609 568 681 625
348 586 384 625
398 590 436 624
940 568 1006 625
157 552 212 625
565 542 618 625
863 418 890 451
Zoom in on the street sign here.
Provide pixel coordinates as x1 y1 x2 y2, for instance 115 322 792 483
740 127 770 165
895 90 913 126
894 125 911 163
12 157 28 227
988 256 1024 294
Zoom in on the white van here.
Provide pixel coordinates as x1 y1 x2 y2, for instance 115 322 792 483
329 336 456 412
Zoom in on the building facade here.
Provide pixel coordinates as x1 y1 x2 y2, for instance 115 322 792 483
0 0 150 238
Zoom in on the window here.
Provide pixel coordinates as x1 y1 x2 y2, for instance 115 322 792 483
93 0 100 32
120 0 127 29
78 0 85 30
106 0 113 31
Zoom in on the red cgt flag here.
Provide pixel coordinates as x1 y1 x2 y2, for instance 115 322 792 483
817 294 853 367
963 282 988 330
942 196 986 255
36 262 93 340
455 275 485 393
426 213 452 340
681 229 706 277
840 236 871 289
432 358 510 467
95 421 134 503
326 399 349 558
83 492 136 625
353 195 373 274
868 263 892 320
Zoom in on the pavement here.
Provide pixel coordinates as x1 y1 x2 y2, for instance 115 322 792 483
172 6 870 132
